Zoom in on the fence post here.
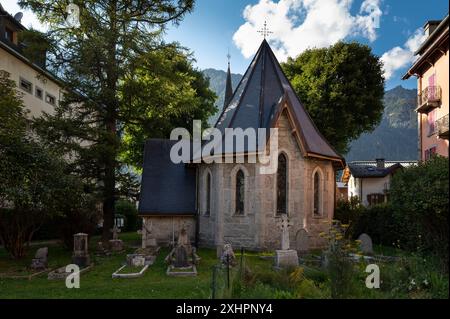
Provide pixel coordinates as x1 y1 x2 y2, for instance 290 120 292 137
226 255 230 290
211 265 217 299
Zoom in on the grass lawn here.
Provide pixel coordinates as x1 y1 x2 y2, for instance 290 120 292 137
1 232 448 299
0 232 272 299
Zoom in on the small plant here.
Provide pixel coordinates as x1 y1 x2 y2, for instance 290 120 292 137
321 221 360 298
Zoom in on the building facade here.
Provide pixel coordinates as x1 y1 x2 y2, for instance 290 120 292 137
403 15 449 161
0 4 62 118
342 159 417 207
138 40 344 253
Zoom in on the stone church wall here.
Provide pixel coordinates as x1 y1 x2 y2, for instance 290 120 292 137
197 110 336 252
141 216 196 247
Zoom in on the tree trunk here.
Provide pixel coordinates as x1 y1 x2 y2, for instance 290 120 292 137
101 120 117 242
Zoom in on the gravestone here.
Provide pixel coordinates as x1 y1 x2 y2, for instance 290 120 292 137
296 229 310 253
72 233 90 268
126 254 146 267
30 247 48 270
358 233 373 255
141 220 157 248
165 224 198 276
275 214 299 268
174 245 189 268
220 243 236 267
109 224 124 252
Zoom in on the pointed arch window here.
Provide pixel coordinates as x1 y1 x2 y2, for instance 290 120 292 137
277 153 288 215
313 171 321 216
205 172 212 216
235 170 245 215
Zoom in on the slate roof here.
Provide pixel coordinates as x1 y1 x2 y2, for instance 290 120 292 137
347 162 408 178
213 39 344 167
138 139 196 216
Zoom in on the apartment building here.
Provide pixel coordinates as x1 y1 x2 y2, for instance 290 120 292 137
0 4 63 118
403 15 449 160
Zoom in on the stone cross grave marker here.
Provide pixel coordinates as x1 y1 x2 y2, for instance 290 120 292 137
277 214 293 250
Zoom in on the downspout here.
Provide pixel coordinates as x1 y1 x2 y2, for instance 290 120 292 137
194 165 200 247
360 178 363 205
333 169 337 214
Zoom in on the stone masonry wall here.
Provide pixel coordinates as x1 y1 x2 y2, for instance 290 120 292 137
197 109 336 252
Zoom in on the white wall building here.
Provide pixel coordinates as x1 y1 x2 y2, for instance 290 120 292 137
342 159 417 206
0 4 62 119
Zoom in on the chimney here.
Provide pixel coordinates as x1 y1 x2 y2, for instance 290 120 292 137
376 158 385 169
423 20 441 37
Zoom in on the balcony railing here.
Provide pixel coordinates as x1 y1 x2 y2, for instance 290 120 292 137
436 114 449 139
417 86 442 113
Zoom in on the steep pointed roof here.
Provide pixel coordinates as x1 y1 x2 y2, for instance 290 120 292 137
215 40 344 167
224 62 233 109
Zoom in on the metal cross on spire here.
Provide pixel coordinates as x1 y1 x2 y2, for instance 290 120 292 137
257 20 273 39
227 48 231 65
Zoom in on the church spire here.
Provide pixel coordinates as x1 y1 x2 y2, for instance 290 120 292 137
224 51 233 109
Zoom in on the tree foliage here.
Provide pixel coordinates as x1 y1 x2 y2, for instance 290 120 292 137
19 0 205 241
0 71 97 258
390 156 449 271
120 45 217 167
282 41 385 154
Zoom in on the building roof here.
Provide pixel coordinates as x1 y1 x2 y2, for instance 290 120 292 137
213 39 344 167
0 5 63 86
138 139 197 216
345 160 417 179
347 163 402 178
403 14 449 79
224 61 233 109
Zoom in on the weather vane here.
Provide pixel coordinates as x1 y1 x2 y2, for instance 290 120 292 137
227 48 231 65
257 21 273 39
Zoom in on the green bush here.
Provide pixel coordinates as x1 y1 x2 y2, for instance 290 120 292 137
335 197 363 230
116 200 140 232
390 156 449 272
352 204 399 247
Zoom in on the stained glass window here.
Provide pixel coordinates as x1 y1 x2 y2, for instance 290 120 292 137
235 170 245 215
277 154 287 215
314 171 320 215
205 173 211 216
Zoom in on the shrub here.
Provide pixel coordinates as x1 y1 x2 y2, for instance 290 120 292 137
335 197 363 232
116 199 140 232
390 156 449 272
352 203 399 246
321 222 359 298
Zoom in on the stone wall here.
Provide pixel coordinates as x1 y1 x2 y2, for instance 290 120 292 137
197 109 336 252
141 216 196 247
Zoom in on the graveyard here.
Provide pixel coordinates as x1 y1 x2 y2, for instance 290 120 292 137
0 228 447 299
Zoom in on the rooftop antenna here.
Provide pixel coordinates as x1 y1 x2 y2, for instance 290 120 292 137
13 12 23 23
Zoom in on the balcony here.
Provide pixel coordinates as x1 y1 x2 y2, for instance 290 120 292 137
436 114 449 139
416 86 442 113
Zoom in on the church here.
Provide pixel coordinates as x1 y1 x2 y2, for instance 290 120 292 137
138 40 344 253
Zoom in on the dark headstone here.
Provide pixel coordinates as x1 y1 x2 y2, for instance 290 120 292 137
174 245 189 268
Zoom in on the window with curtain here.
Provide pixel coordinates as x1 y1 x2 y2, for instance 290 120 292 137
276 154 287 215
235 170 245 215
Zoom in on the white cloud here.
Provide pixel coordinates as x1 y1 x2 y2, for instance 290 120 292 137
233 0 383 61
380 29 426 80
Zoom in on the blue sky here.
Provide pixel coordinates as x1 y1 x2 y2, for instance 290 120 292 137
3 0 448 89
164 0 448 90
